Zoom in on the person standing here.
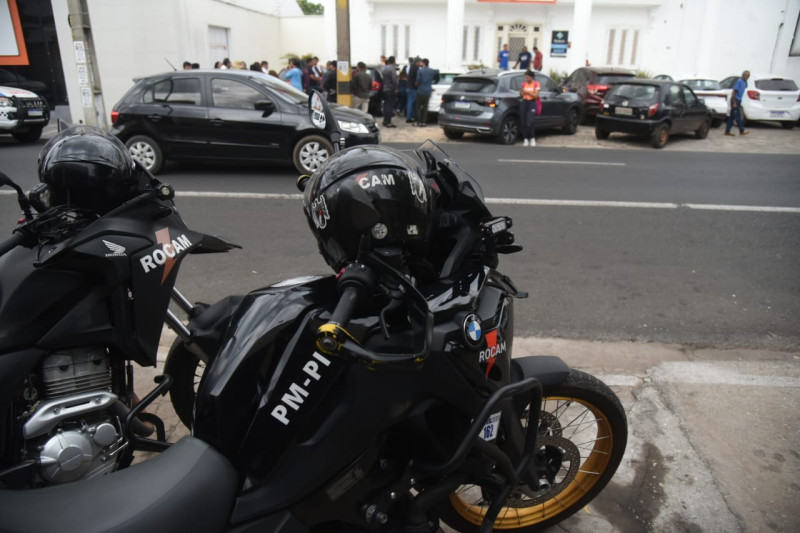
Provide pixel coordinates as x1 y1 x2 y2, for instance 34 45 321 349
533 46 543 71
285 58 303 91
519 70 540 146
498 44 510 70
414 59 439 126
308 57 323 93
406 57 420 123
396 69 408 116
381 56 398 127
725 70 750 136
352 62 372 111
322 60 337 102
513 46 532 70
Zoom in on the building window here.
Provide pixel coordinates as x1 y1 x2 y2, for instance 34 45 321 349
381 23 410 59
405 25 410 59
381 25 387 56
791 11 800 56
462 26 482 62
606 27 639 67
462 26 469 61
473 26 480 61
606 29 615 65
392 25 398 58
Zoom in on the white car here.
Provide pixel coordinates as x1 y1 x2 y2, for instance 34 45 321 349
679 78 729 127
720 73 800 129
0 85 50 142
428 72 464 114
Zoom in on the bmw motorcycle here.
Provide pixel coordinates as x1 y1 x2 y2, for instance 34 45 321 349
0 95 627 533
0 128 239 489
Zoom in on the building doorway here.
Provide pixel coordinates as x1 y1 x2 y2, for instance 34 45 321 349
496 23 543 67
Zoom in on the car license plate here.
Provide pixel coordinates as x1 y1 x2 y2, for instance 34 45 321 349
770 111 786 118
479 412 501 441
454 102 470 110
615 106 633 116
28 109 43 117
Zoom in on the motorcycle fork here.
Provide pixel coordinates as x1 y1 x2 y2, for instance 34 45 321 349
164 287 208 361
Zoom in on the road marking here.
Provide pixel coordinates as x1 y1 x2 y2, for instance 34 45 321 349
5 190 798 214
498 159 627 166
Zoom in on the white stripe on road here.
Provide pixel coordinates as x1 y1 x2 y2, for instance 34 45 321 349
498 159 627 166
4 190 799 213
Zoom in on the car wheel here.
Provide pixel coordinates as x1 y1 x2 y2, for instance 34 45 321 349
710 118 723 128
293 135 334 174
695 118 710 139
651 123 669 149
126 135 164 174
11 128 43 143
444 128 464 140
497 116 520 145
562 108 580 135
595 128 610 140
781 122 794 130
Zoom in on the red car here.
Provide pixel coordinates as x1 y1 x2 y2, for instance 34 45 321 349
561 66 635 118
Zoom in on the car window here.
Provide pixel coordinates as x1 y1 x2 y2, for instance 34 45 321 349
211 78 265 109
249 73 308 105
680 79 721 91
754 78 799 91
607 84 656 100
437 73 460 85
536 74 558 92
508 75 523 92
594 74 635 85
665 84 685 105
145 78 202 105
683 87 698 105
450 78 497 93
718 77 736 89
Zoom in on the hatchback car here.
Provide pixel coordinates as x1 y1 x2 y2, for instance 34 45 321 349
678 78 729 127
428 71 463 115
110 70 380 174
561 66 636 117
720 74 800 129
438 69 584 144
595 79 711 148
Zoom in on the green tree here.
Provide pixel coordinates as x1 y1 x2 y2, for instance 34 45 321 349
297 0 324 15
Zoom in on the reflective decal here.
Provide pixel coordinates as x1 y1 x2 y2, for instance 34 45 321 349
140 231 192 284
103 240 127 257
358 172 396 189
408 171 427 204
271 351 332 426
464 313 482 347
479 329 506 378
371 223 388 240
312 196 330 229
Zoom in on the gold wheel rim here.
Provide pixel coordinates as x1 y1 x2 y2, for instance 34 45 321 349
449 395 614 529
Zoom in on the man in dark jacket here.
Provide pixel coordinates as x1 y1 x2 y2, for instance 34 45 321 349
322 60 337 102
352 62 372 111
381 56 398 127
406 57 421 123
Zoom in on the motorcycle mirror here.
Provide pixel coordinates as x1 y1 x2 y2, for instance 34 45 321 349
57 118 73 132
308 90 343 153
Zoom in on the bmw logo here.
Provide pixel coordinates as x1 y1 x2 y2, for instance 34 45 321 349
463 314 482 347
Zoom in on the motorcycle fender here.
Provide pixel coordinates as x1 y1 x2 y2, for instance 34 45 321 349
510 355 570 415
188 233 241 254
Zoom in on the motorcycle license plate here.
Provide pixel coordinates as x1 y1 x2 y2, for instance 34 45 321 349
479 412 502 441
615 106 633 116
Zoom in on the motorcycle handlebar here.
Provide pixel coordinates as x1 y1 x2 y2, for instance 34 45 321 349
0 230 26 258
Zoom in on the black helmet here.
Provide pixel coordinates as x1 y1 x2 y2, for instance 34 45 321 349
38 126 146 214
302 145 434 271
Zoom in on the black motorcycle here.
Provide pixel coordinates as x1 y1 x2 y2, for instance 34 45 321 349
0 96 626 533
0 127 238 489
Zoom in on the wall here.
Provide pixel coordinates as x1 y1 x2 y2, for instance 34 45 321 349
278 15 327 67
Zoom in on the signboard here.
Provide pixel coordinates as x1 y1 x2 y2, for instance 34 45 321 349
551 30 569 57
0 0 29 65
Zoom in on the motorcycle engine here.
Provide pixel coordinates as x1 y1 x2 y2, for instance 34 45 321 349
22 348 125 484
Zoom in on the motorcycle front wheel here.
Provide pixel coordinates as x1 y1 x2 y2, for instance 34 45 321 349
163 339 205 429
438 369 628 532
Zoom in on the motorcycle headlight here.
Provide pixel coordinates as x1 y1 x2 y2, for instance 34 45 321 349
338 120 369 134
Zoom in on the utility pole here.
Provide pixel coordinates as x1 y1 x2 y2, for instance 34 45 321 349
67 0 106 127
335 0 352 107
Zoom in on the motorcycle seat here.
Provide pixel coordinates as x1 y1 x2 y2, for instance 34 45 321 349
0 436 239 533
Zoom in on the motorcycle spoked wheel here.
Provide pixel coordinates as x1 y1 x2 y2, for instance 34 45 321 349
437 369 628 532
163 339 205 429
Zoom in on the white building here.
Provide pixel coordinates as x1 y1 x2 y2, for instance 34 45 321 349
40 0 800 125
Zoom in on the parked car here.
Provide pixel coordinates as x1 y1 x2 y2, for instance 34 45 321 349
720 73 800 129
110 69 379 174
678 77 729 127
595 79 711 148
561 66 636 117
0 68 52 108
0 85 50 143
438 69 584 144
428 71 463 115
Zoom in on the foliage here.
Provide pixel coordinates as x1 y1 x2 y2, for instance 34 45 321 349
548 70 569 84
297 0 324 15
635 70 653 79
466 63 488 71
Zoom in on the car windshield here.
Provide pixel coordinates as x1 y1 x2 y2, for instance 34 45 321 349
595 74 635 85
754 78 799 91
449 78 497 93
606 84 657 100
680 79 721 90
250 73 309 104
436 73 460 86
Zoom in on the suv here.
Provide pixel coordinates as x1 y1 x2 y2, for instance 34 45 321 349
595 79 711 148
437 69 583 144
0 85 50 143
110 69 379 174
720 73 800 129
561 66 635 117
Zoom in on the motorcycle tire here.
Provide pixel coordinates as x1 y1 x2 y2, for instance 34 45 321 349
163 339 205 429
438 369 628 532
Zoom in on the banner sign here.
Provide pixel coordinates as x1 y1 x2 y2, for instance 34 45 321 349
551 30 569 57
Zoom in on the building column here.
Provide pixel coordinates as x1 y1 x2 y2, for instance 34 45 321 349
445 0 465 71
569 0 593 72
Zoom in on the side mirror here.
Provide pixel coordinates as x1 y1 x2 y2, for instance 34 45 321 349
308 90 343 153
255 100 275 115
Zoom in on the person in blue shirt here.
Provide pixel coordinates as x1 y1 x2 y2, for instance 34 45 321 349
513 46 532 70
498 44 510 70
725 70 750 136
414 58 440 126
285 58 303 91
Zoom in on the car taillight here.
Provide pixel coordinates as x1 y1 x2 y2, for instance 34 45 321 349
587 84 609 96
110 110 119 124
372 81 381 91
796 94 800 102
648 103 659 117
746 90 760 101
484 97 497 107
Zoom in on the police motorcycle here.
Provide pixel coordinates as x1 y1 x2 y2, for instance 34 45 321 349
0 94 627 533
0 126 239 490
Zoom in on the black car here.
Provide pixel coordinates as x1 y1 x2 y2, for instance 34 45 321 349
561 67 636 118
595 79 712 148
437 69 584 144
110 70 380 174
